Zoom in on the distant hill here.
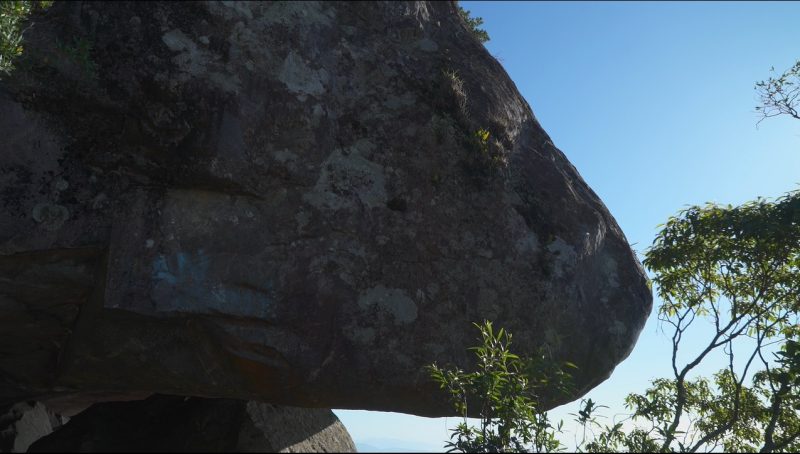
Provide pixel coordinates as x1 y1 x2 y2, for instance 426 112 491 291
355 437 445 452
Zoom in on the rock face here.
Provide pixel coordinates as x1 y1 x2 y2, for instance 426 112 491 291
0 401 67 453
0 1 652 416
27 395 356 453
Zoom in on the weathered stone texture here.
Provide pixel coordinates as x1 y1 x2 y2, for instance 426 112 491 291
0 1 652 416
0 401 67 453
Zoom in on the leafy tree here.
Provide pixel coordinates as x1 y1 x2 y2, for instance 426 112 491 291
568 60 800 453
458 3 490 44
573 192 800 452
0 0 51 76
756 60 800 124
428 320 575 452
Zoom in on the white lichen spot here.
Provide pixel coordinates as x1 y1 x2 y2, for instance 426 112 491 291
32 203 69 231
609 320 628 337
358 285 418 325
219 1 254 19
278 51 329 96
515 230 539 255
162 29 194 53
415 38 439 52
54 178 69 192
161 28 240 93
209 71 242 94
547 237 578 278
295 210 310 232
603 254 620 288
302 139 386 211
273 149 298 167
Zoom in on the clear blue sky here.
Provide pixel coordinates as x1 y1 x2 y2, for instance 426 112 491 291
335 1 800 451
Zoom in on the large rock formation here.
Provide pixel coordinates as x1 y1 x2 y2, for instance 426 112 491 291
28 395 356 453
0 0 652 418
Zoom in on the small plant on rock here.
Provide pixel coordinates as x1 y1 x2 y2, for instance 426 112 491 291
443 68 468 115
457 4 490 44
428 320 576 453
473 127 508 171
0 0 51 76
57 36 99 79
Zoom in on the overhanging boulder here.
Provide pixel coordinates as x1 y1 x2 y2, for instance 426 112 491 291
0 1 651 416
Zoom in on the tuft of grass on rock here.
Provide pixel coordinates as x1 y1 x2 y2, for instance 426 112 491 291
0 1 52 76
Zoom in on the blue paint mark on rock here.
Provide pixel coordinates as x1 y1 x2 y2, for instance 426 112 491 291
150 250 274 319
152 255 177 285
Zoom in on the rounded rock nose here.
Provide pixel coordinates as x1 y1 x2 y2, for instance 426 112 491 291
0 1 652 416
